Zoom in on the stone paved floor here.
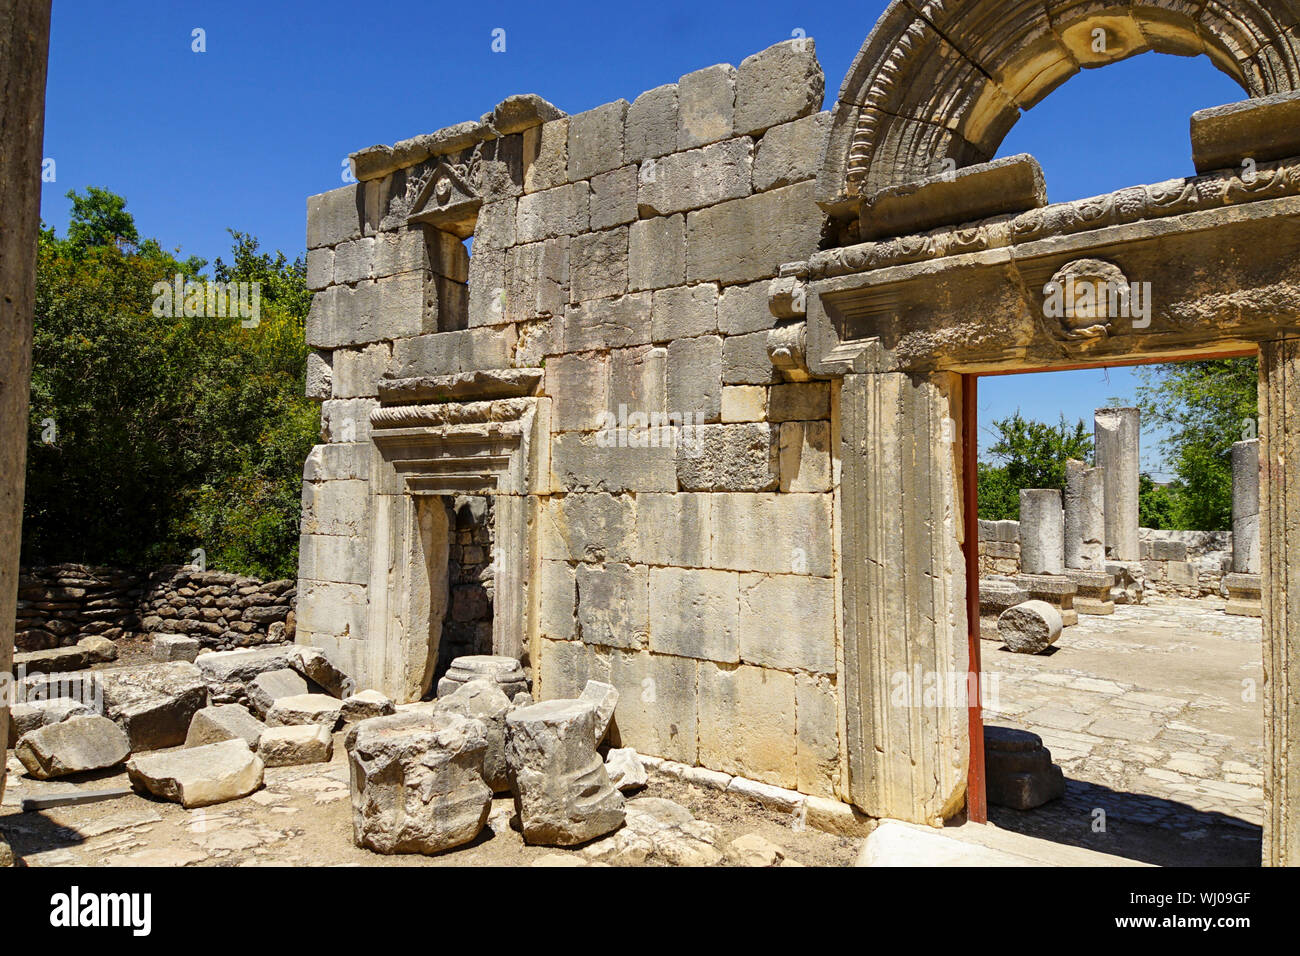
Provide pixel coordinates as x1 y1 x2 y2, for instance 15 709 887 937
982 596 1264 866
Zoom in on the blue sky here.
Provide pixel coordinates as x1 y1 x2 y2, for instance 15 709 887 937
40 0 1247 477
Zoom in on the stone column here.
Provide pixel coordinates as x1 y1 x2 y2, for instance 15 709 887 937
1232 439 1261 574
1260 339 1300 867
1064 460 1105 570
1094 407 1141 561
840 370 968 826
0 0 53 829
1019 489 1064 574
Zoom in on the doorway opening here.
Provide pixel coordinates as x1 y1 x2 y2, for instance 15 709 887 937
964 357 1264 865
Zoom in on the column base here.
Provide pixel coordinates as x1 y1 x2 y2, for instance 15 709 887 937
1064 568 1117 616
1223 572 1263 617
984 726 1066 811
1016 574 1078 626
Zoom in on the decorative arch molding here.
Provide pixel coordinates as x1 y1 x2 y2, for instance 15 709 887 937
817 0 1300 219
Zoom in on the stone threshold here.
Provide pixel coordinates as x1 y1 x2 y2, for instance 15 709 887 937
857 819 1152 867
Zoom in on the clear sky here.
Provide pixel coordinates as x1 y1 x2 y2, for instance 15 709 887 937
39 0 1247 477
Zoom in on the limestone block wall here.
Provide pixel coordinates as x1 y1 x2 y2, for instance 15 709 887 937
977 520 1232 597
296 38 844 799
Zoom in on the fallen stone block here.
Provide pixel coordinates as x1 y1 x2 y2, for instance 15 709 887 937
580 680 619 746
997 600 1063 654
341 689 396 722
505 699 625 846
127 739 264 808
15 715 131 779
12 645 92 675
266 693 343 730
436 655 529 700
347 711 492 855
152 634 200 662
725 832 786 867
7 698 93 747
101 662 208 752
258 724 334 767
196 646 295 704
286 644 355 698
247 668 308 719
604 747 648 792
434 677 511 793
185 704 265 750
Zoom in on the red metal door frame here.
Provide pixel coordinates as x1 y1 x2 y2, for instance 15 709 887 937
962 374 987 823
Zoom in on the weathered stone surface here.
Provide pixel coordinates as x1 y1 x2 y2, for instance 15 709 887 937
287 644 354 698
1064 459 1106 571
525 118 569 193
638 139 752 217
678 64 735 150
984 726 1065 810
687 181 820 285
738 573 835 674
196 646 294 703
570 227 629 302
607 649 697 764
152 633 200 663
861 155 1046 240
341 689 396 722
101 662 208 752
804 795 874 837
726 832 787 866
1192 91 1300 174
590 164 638 230
11 644 91 674
625 83 678 163
184 704 265 750
568 100 628 180
666 334 722 423
517 182 589 243
1232 439 1261 574
1096 407 1141 561
698 663 797 787
580 680 619 745
246 668 309 720
778 420 833 492
15 715 130 779
734 39 824 136
266 693 343 730
676 423 778 492
648 567 739 662
258 723 334 767
347 710 492 855
629 214 686 291
505 699 625 845
434 677 512 793
652 283 718 341
127 738 264 808
437 655 529 700
7 697 92 747
753 112 831 191
583 796 720 865
604 747 648 792
997 600 1063 654
574 562 648 651
1019 489 1065 575
77 634 118 663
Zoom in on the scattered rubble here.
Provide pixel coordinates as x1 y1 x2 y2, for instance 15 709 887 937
436 655 528 699
259 725 333 767
605 748 648 793
266 693 343 730
341 690 395 722
101 661 208 751
185 704 265 750
434 677 512 792
152 634 200 662
7 698 93 747
247 668 308 719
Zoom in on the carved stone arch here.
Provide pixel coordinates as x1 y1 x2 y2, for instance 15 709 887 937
816 0 1300 219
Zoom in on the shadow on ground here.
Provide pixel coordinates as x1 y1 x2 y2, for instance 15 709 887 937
990 777 1261 866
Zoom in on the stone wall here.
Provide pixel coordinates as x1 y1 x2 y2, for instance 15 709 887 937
16 565 143 650
15 564 296 652
297 38 842 799
976 520 1232 597
437 496 495 678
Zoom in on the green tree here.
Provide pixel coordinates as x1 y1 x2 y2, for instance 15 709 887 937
25 189 317 579
977 412 1093 520
1136 359 1257 531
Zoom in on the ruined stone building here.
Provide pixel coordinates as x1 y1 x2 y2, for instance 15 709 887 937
297 1 1300 863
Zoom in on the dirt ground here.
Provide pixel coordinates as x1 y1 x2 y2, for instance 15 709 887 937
0 740 860 868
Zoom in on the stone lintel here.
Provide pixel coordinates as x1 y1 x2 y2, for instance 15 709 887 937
351 94 565 181
378 369 544 405
1192 92 1300 175
859 154 1046 241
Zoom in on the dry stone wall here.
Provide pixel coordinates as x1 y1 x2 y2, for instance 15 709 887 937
15 564 295 653
297 38 843 800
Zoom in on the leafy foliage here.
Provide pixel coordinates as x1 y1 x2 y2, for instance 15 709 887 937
25 188 317 579
977 412 1093 521
1136 359 1257 531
